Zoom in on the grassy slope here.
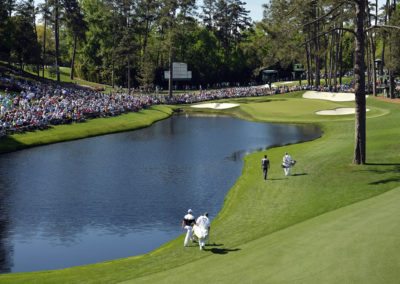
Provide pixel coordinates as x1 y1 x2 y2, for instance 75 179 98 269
24 66 113 92
130 187 400 284
0 93 399 283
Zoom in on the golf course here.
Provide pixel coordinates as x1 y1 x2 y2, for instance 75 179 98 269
0 91 399 283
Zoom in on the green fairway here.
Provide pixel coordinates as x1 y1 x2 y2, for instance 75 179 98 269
129 187 400 284
0 93 399 283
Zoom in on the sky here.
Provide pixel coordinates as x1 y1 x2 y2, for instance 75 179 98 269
33 0 267 22
33 0 388 23
245 0 388 23
246 0 266 22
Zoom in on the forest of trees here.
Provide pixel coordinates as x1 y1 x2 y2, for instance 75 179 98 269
0 0 399 92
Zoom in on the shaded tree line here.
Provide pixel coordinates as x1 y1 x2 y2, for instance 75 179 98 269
0 0 255 88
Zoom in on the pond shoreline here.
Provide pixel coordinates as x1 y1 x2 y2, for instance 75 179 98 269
1 113 322 273
0 105 174 154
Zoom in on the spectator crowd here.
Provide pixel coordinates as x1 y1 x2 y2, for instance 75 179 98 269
0 76 355 136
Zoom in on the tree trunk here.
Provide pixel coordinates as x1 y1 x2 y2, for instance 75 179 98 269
70 34 77 80
314 4 321 87
168 45 173 99
111 56 115 89
329 30 334 87
127 57 131 95
324 47 328 87
388 0 395 98
306 43 311 85
353 0 367 165
314 32 321 86
54 0 60 82
366 34 371 93
333 30 340 92
369 35 377 96
32 5 40 77
339 21 344 85
142 17 150 59
381 0 389 77
389 70 395 98
371 0 378 95
42 3 47 78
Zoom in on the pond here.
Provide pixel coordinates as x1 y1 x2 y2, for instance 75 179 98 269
0 114 321 273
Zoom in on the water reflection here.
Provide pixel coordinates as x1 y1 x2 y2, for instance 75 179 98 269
0 114 321 272
0 174 13 273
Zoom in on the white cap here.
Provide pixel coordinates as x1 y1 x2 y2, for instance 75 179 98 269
188 209 193 213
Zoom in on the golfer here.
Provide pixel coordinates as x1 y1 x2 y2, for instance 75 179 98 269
261 155 270 180
282 152 295 176
182 209 195 247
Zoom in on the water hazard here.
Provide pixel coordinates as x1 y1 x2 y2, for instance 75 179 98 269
0 114 321 272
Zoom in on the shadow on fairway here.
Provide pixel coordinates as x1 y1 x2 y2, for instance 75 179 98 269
291 173 308 177
208 247 241 255
365 162 400 166
369 177 400 185
363 163 400 175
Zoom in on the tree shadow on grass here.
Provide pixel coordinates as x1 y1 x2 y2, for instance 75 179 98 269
365 163 400 166
369 177 400 185
362 162 400 185
361 164 400 174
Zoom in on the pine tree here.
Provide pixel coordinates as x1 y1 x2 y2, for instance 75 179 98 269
64 0 87 80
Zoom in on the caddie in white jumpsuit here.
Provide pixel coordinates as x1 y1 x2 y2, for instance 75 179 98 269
282 152 293 176
182 209 195 247
193 212 210 250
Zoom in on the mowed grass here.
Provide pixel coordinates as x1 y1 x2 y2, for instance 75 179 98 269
130 187 400 284
1 93 399 283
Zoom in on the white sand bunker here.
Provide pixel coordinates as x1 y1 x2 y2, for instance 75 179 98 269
316 108 370 115
191 103 240 110
303 91 361 102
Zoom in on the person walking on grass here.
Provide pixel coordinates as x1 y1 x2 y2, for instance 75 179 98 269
193 212 210 250
261 155 270 180
182 209 195 247
282 152 295 176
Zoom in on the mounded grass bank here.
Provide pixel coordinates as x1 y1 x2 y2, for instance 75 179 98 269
25 66 112 92
1 93 399 283
0 105 173 154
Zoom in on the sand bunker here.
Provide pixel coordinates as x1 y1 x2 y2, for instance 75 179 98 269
316 108 370 115
303 91 362 102
191 103 240 110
